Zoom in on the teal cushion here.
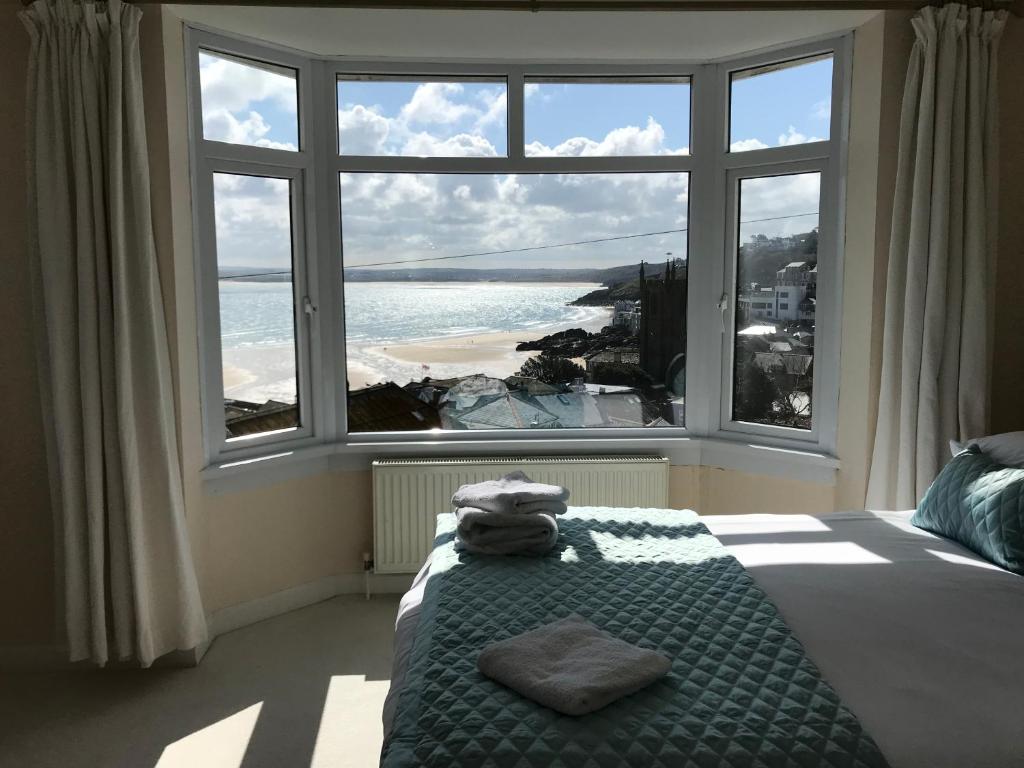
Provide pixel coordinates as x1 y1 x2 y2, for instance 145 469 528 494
912 447 1024 574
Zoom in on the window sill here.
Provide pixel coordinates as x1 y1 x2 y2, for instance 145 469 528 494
200 435 839 496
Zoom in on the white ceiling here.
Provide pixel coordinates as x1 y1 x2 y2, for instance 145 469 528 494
166 5 878 60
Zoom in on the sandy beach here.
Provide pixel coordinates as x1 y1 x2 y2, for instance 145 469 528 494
218 308 613 399
346 308 612 389
222 344 299 404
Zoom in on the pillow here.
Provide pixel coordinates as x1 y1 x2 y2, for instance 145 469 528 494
913 446 1024 574
948 431 1024 468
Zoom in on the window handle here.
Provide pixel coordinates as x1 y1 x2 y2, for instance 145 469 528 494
303 295 318 317
717 292 729 333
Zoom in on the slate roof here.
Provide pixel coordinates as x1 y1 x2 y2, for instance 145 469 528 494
348 383 441 432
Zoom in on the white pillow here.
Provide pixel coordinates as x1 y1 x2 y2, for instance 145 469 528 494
949 431 1024 468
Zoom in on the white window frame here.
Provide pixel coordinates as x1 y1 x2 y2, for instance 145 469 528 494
184 26 850 467
710 38 851 454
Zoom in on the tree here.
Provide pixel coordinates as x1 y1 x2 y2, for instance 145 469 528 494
734 360 780 423
773 361 813 429
517 354 585 386
589 362 654 391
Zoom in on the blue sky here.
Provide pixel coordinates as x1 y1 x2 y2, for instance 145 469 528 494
201 51 829 269
201 51 831 155
526 81 689 155
730 55 833 150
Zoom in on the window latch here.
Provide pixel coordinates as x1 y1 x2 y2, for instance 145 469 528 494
717 292 729 333
303 295 318 317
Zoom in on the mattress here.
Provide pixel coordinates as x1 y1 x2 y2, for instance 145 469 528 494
384 510 1024 767
382 507 888 767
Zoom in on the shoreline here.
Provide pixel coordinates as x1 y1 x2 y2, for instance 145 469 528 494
220 308 616 399
346 307 613 389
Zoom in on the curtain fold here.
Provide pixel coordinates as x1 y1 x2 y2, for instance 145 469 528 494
866 4 1006 510
20 0 207 666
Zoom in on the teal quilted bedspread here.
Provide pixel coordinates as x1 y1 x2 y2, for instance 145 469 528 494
381 507 888 768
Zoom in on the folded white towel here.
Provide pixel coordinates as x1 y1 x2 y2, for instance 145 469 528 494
454 506 558 556
477 614 671 716
452 471 570 516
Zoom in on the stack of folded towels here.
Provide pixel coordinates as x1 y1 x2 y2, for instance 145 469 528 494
451 470 570 556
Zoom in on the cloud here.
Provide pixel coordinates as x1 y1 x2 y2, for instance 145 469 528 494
475 89 507 129
338 105 391 154
401 132 500 158
729 138 770 152
399 83 477 125
777 125 823 146
526 117 683 158
212 85 817 274
339 171 690 271
203 109 297 151
199 52 298 148
199 53 298 114
213 174 294 268
729 126 823 153
812 98 831 121
738 172 820 240
337 82 505 157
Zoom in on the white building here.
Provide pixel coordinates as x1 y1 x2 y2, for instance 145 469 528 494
737 261 817 324
611 300 641 335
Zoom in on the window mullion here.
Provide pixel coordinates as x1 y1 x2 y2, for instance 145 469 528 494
508 66 526 160
306 57 337 444
684 62 728 438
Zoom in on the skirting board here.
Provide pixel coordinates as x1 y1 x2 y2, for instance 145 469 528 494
207 571 414 638
0 572 412 669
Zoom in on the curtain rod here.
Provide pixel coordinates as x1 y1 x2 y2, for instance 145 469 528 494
18 0 1022 14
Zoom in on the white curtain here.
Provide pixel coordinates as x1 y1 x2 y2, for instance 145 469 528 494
866 4 1006 510
21 0 207 666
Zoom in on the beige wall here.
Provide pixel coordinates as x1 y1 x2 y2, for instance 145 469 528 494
204 470 372 612
2 8 1021 648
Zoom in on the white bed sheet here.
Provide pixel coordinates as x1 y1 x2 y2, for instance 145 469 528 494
703 510 1024 768
384 510 1024 767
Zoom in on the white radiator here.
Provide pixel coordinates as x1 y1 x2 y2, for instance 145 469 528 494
372 455 670 574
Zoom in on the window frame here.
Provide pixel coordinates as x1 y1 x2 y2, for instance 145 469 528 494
184 26 850 466
186 30 326 462
712 39 851 453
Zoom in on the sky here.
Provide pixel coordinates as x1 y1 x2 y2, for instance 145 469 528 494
200 51 828 271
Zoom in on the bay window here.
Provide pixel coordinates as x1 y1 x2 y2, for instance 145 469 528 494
186 29 848 464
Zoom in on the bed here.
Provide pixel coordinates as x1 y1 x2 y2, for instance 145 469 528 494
381 508 1024 768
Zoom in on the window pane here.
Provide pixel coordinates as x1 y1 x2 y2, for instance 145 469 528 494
199 51 299 150
732 172 820 430
340 172 688 433
214 173 300 438
337 77 507 157
729 55 832 152
525 78 690 157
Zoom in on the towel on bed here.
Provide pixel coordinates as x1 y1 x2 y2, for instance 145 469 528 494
454 506 558 556
477 613 671 715
452 471 570 516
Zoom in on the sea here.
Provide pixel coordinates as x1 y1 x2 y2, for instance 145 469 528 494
218 281 608 395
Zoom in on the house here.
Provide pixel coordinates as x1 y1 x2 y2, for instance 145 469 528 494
347 382 442 432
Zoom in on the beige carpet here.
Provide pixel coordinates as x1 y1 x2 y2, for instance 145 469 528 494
0 594 400 768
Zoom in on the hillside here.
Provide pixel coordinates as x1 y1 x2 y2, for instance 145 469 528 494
569 279 642 306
